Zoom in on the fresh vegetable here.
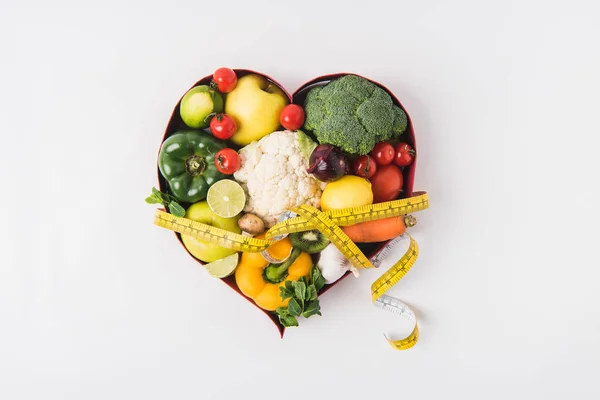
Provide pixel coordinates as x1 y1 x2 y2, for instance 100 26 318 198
179 85 223 129
297 130 318 162
233 130 326 227
370 164 404 203
317 243 359 284
234 234 312 311
212 67 237 93
145 187 186 217
181 201 241 263
214 148 241 175
261 236 293 263
394 142 416 167
370 142 395 165
320 175 373 211
306 144 349 182
206 179 246 218
209 113 237 140
158 130 226 203
279 104 305 130
302 74 408 155
342 215 417 243
276 265 326 327
238 213 265 236
352 155 377 179
289 230 329 254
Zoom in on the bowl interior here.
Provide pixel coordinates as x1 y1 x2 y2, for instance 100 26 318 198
157 71 417 335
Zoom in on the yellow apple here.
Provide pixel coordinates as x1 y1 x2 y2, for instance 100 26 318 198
225 74 289 146
181 201 241 263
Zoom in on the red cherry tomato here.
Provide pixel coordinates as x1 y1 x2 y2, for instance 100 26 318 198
369 164 404 203
214 148 241 175
279 104 305 130
352 155 377 179
394 142 416 167
212 67 237 93
210 114 237 140
370 142 395 165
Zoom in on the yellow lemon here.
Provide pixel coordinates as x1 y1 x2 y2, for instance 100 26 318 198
320 175 373 211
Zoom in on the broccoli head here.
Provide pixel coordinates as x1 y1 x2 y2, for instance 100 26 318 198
303 75 408 155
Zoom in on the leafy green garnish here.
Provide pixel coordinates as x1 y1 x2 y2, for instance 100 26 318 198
276 265 324 327
146 187 186 217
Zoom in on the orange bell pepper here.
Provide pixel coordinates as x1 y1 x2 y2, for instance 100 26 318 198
235 234 312 311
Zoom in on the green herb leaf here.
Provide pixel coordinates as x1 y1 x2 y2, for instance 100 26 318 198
288 298 302 317
168 202 186 217
145 195 162 204
279 286 294 301
307 285 318 301
303 300 322 318
311 266 326 291
279 314 299 327
294 281 307 303
276 307 288 316
285 281 294 292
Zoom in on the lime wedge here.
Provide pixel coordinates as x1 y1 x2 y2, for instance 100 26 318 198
205 253 239 278
207 179 246 218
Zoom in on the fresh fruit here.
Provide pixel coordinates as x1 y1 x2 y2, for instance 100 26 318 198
181 201 241 263
320 175 373 211
342 215 417 243
204 253 240 278
370 142 395 165
206 179 246 218
394 142 416 167
279 104 305 130
225 74 289 146
158 130 225 203
214 148 241 175
370 164 404 203
289 230 330 254
212 67 237 93
179 85 223 129
210 114 237 140
352 155 377 179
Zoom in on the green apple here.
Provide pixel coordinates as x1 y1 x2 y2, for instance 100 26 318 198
225 74 289 146
180 85 223 128
181 201 241 263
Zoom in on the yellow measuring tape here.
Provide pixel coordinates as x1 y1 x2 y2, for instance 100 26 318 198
154 191 429 350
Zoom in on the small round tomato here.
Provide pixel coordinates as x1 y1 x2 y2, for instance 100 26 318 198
210 114 237 140
394 142 416 167
214 148 241 175
352 155 377 179
279 104 305 130
370 142 395 165
212 67 237 93
369 164 404 203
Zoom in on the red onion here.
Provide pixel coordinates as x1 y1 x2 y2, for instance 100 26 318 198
306 144 348 182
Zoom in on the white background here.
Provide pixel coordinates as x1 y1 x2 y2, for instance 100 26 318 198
2 0 600 398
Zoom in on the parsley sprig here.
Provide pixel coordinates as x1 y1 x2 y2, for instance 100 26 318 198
276 265 326 327
145 187 186 217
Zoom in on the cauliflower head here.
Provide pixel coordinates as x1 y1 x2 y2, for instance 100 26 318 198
233 130 326 227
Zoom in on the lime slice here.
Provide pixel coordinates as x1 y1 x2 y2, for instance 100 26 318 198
205 253 239 278
207 179 246 218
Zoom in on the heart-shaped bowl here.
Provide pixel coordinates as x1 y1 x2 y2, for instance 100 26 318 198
157 69 416 336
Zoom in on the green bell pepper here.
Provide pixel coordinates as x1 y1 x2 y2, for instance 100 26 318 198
158 130 225 203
